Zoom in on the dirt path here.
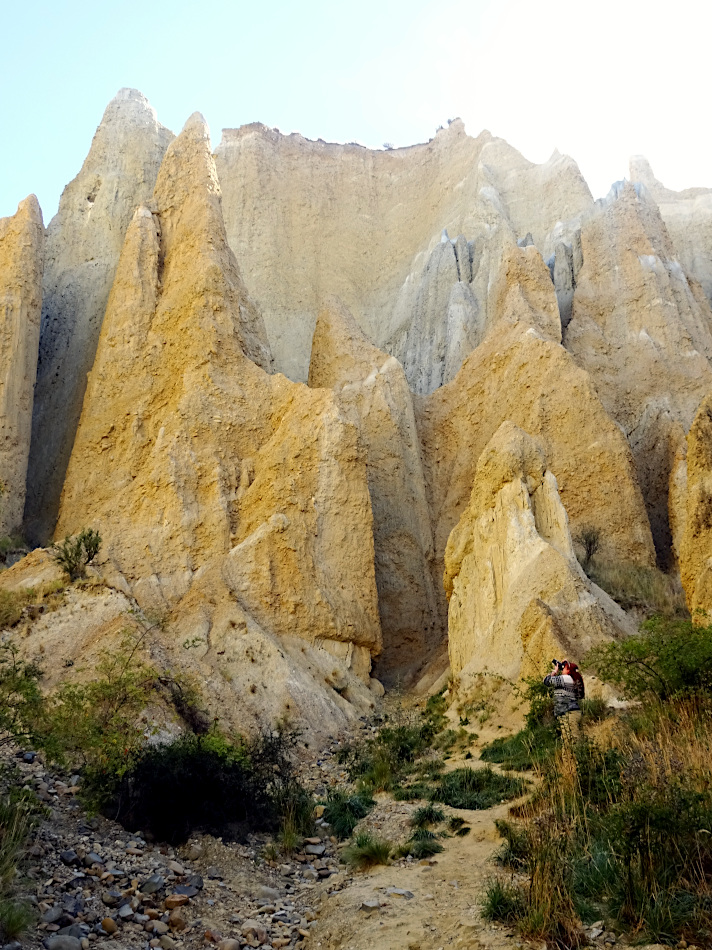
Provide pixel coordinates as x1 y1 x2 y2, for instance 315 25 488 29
312 797 528 950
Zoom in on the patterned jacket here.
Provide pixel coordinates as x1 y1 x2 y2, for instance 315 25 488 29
543 673 581 718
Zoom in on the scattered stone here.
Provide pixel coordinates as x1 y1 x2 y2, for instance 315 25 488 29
217 942 241 950
172 884 199 898
59 850 79 866
206 866 224 880
385 887 414 899
46 937 82 950
256 885 281 901
99 919 117 935
304 844 325 856
141 874 165 894
165 893 190 909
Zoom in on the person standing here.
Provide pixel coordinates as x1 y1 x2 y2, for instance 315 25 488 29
543 659 583 741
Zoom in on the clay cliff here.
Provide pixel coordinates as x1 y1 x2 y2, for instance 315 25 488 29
1 88 711 733
214 120 592 386
0 196 44 535
25 89 174 542
445 423 633 685
565 181 712 566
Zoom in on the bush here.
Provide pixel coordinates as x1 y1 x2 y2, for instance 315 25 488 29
343 832 391 870
322 789 375 840
0 899 34 940
574 524 601 570
480 722 558 771
396 829 444 860
587 615 712 701
480 878 527 924
485 699 712 946
410 804 444 828
432 767 528 810
51 528 102 580
113 730 309 843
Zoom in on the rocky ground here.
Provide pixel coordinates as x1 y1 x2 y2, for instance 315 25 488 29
3 714 669 950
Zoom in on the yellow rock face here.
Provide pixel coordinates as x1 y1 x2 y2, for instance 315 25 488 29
26 89 174 543
418 321 656 632
445 422 633 684
680 393 712 618
56 114 381 661
309 298 439 681
0 195 44 535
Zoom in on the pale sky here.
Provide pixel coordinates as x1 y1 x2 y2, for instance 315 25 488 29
1 0 710 223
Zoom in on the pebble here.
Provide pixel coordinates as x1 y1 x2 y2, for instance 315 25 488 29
100 918 117 935
45 937 82 950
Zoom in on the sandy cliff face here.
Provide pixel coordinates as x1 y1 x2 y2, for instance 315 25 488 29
445 423 632 684
416 320 656 634
0 196 44 535
308 299 439 681
565 181 712 565
214 119 592 385
55 114 380 669
679 393 712 617
25 89 174 542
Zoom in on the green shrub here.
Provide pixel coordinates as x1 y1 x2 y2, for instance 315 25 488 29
51 527 102 580
396 831 444 860
480 878 527 924
0 589 33 629
432 767 528 810
343 832 391 870
113 730 308 843
323 789 375 840
480 722 558 771
410 804 444 828
392 782 434 801
580 697 610 725
0 899 34 940
587 615 712 701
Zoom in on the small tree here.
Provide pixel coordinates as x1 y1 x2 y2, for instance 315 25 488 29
574 524 600 571
51 528 102 580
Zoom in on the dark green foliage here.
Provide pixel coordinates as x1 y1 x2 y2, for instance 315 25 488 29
392 782 434 801
480 878 527 924
580 697 610 725
586 615 712 701
323 789 375 840
480 723 558 771
432 767 528 810
51 527 102 580
410 804 444 828
342 832 391 869
396 832 444 860
448 815 466 831
114 727 309 844
0 899 34 940
0 644 45 749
